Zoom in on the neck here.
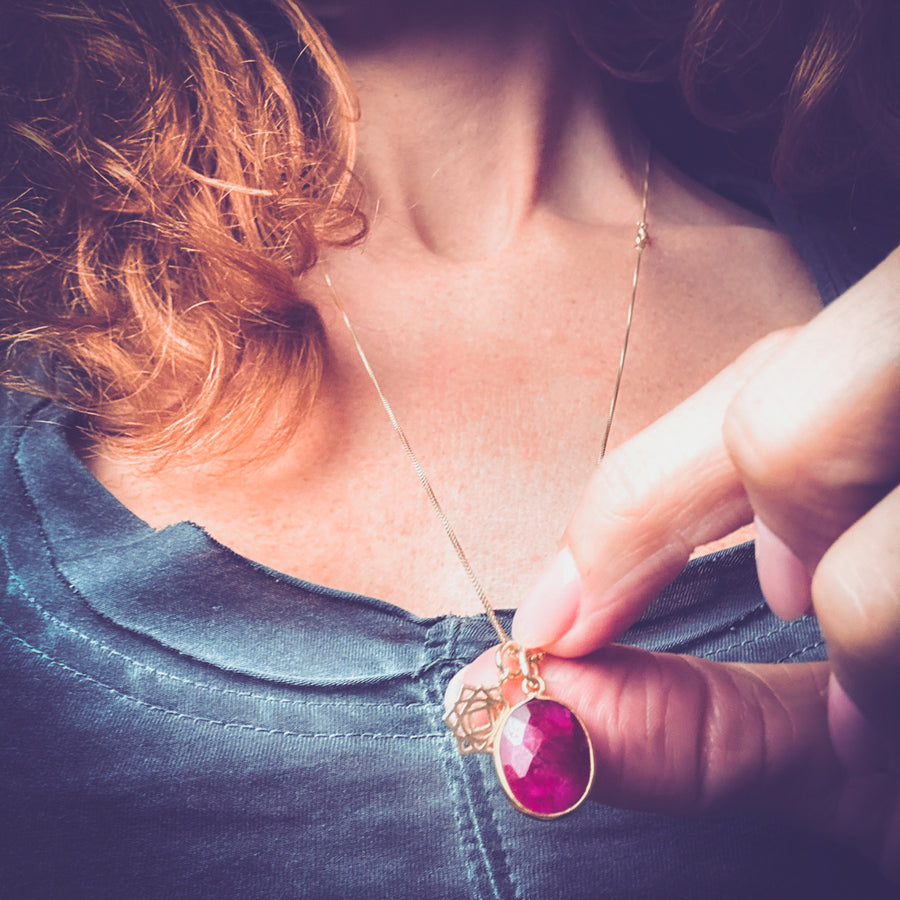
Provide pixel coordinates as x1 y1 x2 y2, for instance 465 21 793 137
335 3 644 259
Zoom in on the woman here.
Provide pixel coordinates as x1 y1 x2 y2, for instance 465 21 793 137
1 0 897 895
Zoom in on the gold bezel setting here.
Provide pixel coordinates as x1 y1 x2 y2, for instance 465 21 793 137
491 697 595 820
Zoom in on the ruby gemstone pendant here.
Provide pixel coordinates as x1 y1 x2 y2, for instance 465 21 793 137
444 642 596 819
493 697 594 818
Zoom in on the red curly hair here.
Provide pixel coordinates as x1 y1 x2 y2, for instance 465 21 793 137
2 0 897 457
1 0 364 457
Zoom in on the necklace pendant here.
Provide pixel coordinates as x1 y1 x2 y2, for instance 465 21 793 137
492 695 594 818
444 643 595 818
444 683 509 755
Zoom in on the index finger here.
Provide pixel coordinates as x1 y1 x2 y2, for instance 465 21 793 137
512 331 792 656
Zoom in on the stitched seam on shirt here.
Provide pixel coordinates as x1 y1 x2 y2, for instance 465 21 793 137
700 616 818 660
427 619 506 900
0 621 443 739
5 407 428 696
484 765 516 900
643 598 767 652
776 639 826 663
461 760 505 900
0 568 427 710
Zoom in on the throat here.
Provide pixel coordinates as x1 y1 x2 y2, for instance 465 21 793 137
340 4 636 259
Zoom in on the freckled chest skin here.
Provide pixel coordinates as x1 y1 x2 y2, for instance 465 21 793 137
86 7 823 617
89 203 819 616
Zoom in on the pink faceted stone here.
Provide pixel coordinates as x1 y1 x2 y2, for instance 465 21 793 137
495 698 593 817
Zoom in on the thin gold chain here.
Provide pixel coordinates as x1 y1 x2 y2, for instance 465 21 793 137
598 150 651 463
324 269 510 641
324 148 651 644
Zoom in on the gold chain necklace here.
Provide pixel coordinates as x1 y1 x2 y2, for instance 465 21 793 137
323 148 651 819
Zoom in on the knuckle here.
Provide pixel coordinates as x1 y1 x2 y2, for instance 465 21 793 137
722 386 801 495
578 449 657 531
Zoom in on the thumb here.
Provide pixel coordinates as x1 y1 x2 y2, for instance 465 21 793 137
444 644 900 880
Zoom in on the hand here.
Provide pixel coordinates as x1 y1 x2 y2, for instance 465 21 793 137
446 247 900 878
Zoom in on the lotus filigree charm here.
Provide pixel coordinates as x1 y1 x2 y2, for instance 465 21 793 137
444 683 508 754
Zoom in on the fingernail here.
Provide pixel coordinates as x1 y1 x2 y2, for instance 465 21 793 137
512 546 582 649
754 516 813 620
443 651 499 714
827 673 889 773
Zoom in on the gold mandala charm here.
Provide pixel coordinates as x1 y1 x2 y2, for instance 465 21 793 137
444 683 508 754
